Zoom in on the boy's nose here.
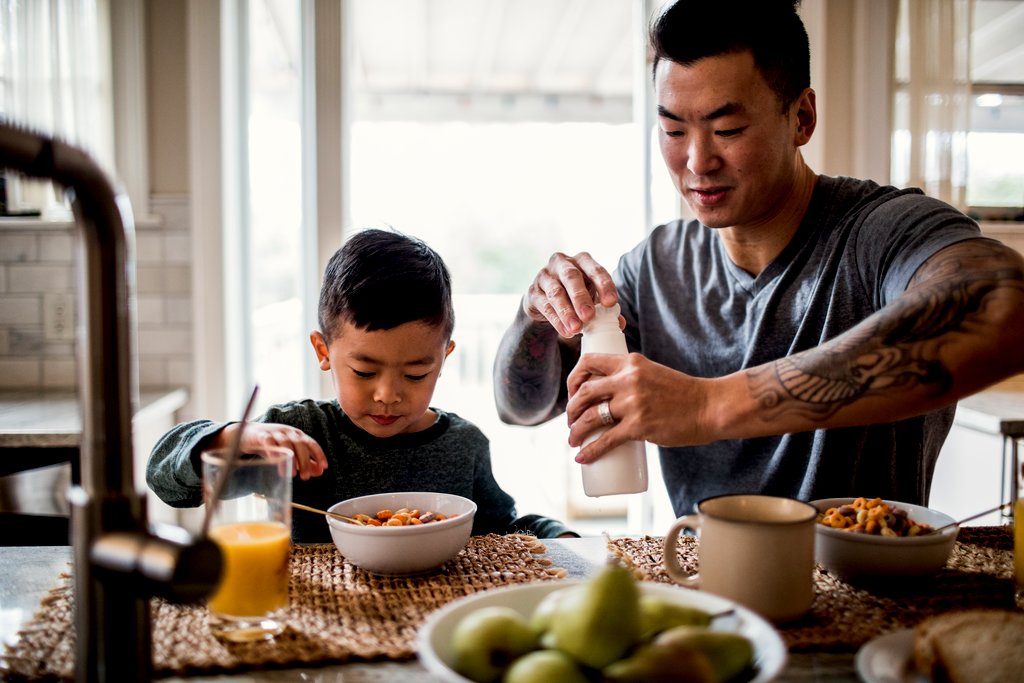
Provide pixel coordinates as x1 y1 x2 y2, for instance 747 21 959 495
373 379 401 404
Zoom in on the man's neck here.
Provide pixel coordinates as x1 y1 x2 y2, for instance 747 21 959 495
718 161 818 277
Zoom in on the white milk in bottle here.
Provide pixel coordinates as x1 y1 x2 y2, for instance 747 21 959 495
578 303 648 497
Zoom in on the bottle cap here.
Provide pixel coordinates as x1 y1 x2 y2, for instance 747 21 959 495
591 302 621 320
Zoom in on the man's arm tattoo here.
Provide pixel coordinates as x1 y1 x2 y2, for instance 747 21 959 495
749 240 1024 422
497 324 571 413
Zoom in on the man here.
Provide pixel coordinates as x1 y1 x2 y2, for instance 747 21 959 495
492 0 1024 518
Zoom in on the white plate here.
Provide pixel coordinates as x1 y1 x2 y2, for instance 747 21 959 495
417 579 787 683
855 629 931 683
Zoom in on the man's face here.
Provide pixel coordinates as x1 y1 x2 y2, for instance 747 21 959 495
655 51 812 230
310 319 453 438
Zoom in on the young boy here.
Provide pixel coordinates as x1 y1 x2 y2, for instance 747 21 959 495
147 228 575 543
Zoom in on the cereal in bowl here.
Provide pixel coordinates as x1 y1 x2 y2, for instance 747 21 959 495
816 497 932 537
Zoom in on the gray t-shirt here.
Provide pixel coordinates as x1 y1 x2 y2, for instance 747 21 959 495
615 175 984 516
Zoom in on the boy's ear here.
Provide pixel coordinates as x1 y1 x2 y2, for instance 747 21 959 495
445 339 455 358
310 331 331 370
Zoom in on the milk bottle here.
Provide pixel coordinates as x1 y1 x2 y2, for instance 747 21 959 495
578 303 649 497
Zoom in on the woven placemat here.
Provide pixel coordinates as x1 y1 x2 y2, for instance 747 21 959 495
1 534 564 681
609 526 1016 652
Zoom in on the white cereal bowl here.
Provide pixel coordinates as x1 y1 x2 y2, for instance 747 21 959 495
326 491 476 576
811 498 958 582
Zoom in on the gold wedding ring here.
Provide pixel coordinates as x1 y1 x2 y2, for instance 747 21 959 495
597 400 615 426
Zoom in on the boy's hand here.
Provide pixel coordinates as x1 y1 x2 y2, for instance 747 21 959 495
219 422 328 481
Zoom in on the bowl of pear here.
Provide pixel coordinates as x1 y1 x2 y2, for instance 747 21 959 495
417 559 786 683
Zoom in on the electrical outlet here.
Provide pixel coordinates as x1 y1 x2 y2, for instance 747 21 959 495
43 291 75 342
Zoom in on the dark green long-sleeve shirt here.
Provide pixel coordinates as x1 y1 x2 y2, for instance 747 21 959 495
146 399 573 543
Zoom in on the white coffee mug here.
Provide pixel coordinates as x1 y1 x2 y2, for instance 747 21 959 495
663 494 817 623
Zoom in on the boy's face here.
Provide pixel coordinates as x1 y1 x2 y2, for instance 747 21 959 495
310 319 455 438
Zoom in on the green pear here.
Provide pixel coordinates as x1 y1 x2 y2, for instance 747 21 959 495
638 595 713 640
603 640 716 683
529 585 580 638
543 560 641 668
451 606 538 683
654 626 756 683
502 649 590 683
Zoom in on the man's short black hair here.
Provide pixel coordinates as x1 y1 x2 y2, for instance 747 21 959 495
317 228 455 344
650 0 810 112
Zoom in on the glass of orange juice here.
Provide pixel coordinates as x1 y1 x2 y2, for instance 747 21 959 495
202 445 293 641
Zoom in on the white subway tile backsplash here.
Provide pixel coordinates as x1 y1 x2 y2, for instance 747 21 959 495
0 295 41 325
38 233 74 262
42 359 77 388
165 294 192 324
163 233 191 264
42 340 75 357
163 266 190 293
0 234 38 262
137 358 168 387
0 358 41 387
9 327 44 354
0 197 193 395
8 264 74 292
137 327 191 357
166 358 193 388
135 294 166 324
135 266 165 293
135 232 165 264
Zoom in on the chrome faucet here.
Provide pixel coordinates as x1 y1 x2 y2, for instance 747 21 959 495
0 121 221 682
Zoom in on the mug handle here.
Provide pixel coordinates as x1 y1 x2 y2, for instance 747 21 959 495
663 514 701 588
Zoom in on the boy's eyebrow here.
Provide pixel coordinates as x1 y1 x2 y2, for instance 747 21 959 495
348 352 437 365
658 101 744 123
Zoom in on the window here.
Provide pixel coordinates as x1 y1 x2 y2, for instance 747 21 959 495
0 0 113 218
243 0 311 409
344 0 675 532
966 0 1024 214
892 0 1024 216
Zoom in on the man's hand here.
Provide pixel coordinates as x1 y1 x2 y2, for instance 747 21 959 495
565 351 720 463
523 251 619 337
217 422 328 481
494 252 620 426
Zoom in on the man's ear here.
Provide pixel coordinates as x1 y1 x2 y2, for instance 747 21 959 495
310 331 330 370
794 87 817 146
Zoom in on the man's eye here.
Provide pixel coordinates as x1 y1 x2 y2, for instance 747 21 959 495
717 127 746 137
406 373 429 381
352 369 374 378
663 129 684 138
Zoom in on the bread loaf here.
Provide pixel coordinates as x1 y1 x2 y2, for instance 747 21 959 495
913 609 1024 683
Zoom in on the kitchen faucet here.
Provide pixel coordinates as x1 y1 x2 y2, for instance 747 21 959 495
0 121 221 682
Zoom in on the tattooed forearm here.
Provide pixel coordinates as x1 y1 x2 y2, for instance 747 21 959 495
493 314 574 424
749 239 1024 423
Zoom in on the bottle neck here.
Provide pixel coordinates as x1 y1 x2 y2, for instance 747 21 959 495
581 324 627 355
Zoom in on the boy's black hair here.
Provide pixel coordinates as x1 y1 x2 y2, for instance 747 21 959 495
317 228 455 344
649 0 810 112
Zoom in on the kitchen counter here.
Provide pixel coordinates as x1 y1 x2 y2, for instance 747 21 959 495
932 376 1024 526
955 384 1024 438
0 387 188 450
0 388 189 538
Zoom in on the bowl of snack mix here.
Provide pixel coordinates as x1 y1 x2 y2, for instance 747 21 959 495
810 497 958 582
326 491 476 575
